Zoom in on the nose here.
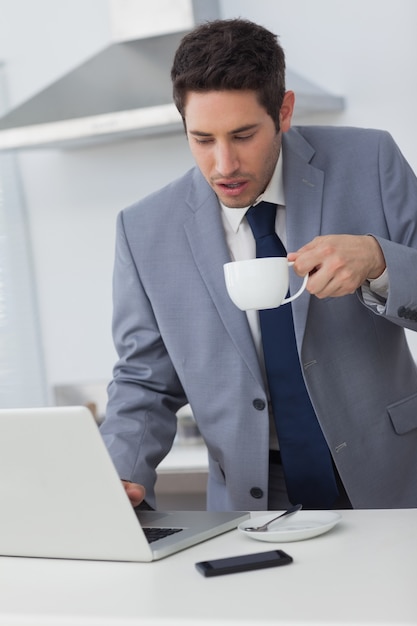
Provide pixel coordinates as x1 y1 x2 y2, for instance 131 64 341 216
215 142 239 177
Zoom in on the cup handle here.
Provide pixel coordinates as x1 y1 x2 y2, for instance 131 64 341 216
281 262 308 304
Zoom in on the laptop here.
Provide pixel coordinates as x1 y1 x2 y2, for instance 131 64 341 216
0 406 249 562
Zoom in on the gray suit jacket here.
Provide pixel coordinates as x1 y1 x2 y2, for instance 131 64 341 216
101 126 417 510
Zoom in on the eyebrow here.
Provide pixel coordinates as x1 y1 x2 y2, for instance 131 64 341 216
188 123 260 137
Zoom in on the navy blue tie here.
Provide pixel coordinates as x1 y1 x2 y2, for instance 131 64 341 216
246 201 338 509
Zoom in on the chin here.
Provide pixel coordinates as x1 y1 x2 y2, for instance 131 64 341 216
220 195 254 209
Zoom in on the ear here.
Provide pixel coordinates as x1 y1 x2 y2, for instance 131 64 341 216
279 91 295 133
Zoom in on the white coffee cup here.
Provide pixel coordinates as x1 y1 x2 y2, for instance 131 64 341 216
223 257 308 311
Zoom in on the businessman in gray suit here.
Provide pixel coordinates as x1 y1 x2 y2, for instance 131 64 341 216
100 19 417 511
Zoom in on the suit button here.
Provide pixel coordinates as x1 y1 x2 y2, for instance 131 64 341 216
253 398 266 411
398 306 406 317
250 487 264 499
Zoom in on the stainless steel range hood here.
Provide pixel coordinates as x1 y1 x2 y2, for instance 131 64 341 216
0 30 188 150
0 2 344 151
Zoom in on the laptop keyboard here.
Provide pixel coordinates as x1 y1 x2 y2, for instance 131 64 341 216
143 527 183 544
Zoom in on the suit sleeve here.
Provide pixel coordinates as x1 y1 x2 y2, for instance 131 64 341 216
100 211 187 508
358 131 417 332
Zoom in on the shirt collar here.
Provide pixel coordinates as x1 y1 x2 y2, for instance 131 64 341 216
220 152 285 234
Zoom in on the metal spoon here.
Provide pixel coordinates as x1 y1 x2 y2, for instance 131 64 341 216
244 503 302 532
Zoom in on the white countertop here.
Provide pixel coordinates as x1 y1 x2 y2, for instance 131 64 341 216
0 508 416 626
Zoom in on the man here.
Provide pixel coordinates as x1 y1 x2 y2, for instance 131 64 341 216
100 19 417 511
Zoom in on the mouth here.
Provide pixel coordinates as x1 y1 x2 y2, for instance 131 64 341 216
215 180 249 196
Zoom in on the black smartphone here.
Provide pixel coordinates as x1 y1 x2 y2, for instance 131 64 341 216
195 549 293 577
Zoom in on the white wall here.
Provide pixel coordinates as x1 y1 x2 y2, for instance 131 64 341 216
19 134 194 389
1 0 417 400
0 0 111 107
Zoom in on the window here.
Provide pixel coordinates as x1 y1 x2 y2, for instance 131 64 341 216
0 65 47 407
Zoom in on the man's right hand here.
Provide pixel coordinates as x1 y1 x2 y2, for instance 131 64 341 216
122 480 146 507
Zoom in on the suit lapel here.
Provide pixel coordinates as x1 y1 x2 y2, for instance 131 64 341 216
183 172 264 387
282 130 324 350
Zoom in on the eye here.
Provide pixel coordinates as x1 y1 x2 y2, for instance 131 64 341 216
234 133 254 141
194 137 214 145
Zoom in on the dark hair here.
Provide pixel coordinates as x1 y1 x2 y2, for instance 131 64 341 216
171 19 286 132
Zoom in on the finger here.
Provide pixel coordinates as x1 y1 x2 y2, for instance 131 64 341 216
308 269 358 298
122 481 146 507
288 244 324 277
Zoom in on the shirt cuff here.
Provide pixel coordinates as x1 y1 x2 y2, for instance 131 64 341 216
367 267 389 297
361 268 389 313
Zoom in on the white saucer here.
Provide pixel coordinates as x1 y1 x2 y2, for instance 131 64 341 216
238 510 342 542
